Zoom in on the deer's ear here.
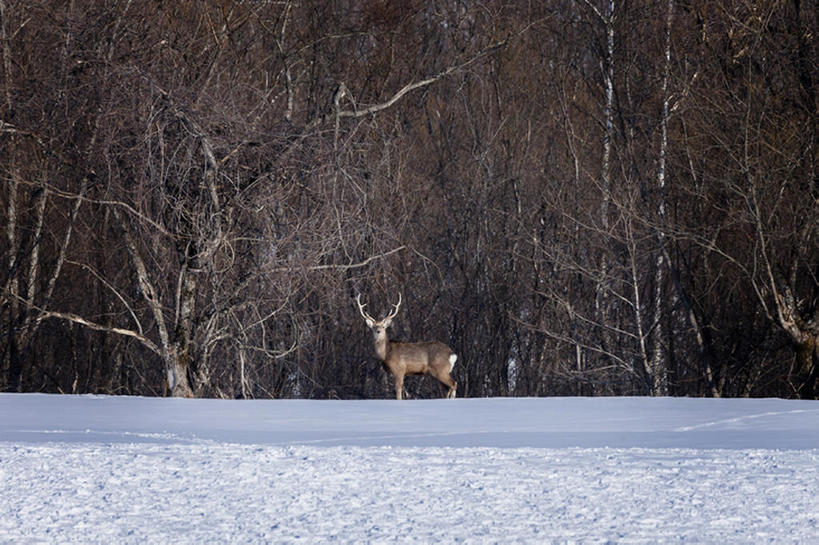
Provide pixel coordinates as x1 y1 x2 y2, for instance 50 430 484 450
365 318 374 328
383 317 392 328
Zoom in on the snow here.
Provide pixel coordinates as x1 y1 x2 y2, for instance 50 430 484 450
1 394 818 543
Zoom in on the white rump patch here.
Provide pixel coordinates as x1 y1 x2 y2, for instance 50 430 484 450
449 354 457 372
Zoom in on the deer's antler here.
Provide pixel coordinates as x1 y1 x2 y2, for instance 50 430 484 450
355 293 377 323
384 293 402 321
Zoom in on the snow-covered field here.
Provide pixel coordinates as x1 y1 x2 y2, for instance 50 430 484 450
1 394 817 543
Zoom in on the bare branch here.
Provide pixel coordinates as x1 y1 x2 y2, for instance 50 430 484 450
269 245 406 273
41 310 161 355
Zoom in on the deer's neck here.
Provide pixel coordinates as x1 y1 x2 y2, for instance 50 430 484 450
373 335 390 361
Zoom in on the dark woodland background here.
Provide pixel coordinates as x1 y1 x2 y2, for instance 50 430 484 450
1 0 816 399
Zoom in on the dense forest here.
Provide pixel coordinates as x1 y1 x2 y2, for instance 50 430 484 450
1 0 816 399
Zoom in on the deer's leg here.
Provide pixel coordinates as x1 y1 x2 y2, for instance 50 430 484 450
394 374 405 400
435 372 457 399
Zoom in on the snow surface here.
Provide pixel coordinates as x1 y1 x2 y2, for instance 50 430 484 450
1 394 818 543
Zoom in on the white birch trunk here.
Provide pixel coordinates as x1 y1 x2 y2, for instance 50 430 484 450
595 0 615 323
650 0 675 396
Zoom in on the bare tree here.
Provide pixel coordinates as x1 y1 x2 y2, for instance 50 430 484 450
2 0 815 399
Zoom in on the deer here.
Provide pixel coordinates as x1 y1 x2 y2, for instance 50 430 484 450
356 293 457 400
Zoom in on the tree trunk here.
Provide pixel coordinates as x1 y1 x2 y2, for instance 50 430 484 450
796 339 818 399
649 0 675 397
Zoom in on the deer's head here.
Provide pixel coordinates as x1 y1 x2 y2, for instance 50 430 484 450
356 293 402 343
